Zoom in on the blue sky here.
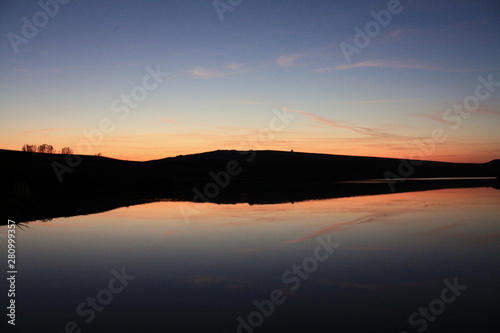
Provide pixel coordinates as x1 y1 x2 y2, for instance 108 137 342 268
1 0 499 161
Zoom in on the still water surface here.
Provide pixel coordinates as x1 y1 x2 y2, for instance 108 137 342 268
3 187 499 332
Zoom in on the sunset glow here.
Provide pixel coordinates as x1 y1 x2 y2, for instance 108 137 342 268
1 1 499 162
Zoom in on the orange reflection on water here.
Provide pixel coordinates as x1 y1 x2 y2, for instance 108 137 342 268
24 186 500 255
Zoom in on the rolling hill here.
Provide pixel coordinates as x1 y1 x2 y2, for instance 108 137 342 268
1 149 498 223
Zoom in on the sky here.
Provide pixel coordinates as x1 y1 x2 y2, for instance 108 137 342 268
0 0 499 162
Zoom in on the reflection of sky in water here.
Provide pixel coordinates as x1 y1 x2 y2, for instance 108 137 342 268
3 187 499 332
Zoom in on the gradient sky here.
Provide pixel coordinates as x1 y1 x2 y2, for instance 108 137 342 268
1 0 499 162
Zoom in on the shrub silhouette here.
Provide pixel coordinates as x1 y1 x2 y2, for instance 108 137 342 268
21 144 38 152
22 144 73 154
61 147 73 155
37 144 55 154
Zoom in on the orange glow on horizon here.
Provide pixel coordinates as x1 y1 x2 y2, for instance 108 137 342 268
94 145 500 164
2 137 498 163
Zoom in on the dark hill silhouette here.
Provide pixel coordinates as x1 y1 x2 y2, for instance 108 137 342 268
1 149 498 224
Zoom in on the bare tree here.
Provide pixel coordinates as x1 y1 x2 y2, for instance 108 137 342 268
61 147 73 155
21 144 38 152
37 144 55 154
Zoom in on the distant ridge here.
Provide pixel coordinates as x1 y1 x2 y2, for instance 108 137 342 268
0 149 498 223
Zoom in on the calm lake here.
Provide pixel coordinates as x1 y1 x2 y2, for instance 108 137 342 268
3 186 499 332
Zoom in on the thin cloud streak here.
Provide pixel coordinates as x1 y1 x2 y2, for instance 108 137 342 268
189 67 227 78
276 53 308 68
288 108 397 138
317 60 491 72
407 112 457 126
189 63 247 78
329 99 410 104
408 104 500 125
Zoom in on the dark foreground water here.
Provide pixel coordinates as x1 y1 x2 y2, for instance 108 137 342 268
2 187 499 332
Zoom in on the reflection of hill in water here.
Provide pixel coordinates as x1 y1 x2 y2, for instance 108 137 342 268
1 149 498 224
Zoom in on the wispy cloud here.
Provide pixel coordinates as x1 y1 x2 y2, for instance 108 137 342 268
336 60 438 71
224 63 244 70
407 112 457 126
276 53 308 68
329 99 409 105
408 104 500 125
276 44 345 70
288 108 396 137
318 60 488 72
190 67 224 78
190 63 247 78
